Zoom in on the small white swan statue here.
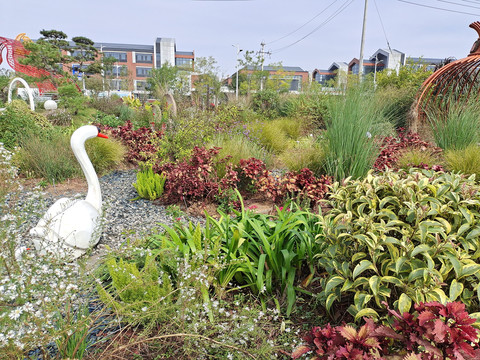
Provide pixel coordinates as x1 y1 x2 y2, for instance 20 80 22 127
30 125 108 259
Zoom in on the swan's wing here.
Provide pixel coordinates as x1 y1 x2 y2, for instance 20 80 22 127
32 197 78 230
52 200 102 250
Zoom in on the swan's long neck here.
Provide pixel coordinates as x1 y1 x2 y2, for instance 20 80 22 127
71 128 102 212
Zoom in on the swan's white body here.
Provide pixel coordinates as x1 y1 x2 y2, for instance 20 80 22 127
30 125 107 259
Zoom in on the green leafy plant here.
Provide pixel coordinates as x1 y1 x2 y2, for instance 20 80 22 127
133 165 167 200
315 169 480 321
149 195 321 316
0 100 50 150
54 303 91 359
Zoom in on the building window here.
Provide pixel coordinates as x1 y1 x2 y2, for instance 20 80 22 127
136 53 153 63
105 65 127 77
135 80 150 91
109 79 128 91
176 57 193 69
136 67 152 77
103 52 127 62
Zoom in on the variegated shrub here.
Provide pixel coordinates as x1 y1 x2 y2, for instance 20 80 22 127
316 169 480 321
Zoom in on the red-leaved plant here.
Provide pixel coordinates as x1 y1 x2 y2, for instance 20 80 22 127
157 146 237 205
237 158 332 208
374 129 442 172
292 301 480 360
99 120 164 163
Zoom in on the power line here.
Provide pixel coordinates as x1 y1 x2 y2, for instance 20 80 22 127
397 0 480 15
267 0 340 45
373 0 393 53
435 0 480 9
271 0 356 54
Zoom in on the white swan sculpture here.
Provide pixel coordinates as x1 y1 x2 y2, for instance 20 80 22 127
30 125 108 259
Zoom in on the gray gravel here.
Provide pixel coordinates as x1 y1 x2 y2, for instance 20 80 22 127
7 170 204 261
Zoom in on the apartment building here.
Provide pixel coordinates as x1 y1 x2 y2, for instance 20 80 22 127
313 48 443 87
230 65 309 92
71 38 194 95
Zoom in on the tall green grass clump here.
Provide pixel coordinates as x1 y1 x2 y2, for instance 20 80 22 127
210 133 273 174
427 99 480 151
324 86 390 181
15 131 80 183
252 117 303 154
85 136 126 175
15 128 126 183
445 144 480 178
278 136 328 175
395 147 443 170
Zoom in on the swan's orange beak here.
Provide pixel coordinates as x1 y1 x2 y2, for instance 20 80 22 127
97 133 109 139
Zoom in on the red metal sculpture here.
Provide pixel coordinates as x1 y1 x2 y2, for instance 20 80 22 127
417 22 480 117
0 34 60 94
0 35 50 78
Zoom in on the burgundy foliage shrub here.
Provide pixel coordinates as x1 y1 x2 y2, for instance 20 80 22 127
99 121 163 163
156 146 237 205
374 129 442 172
292 301 480 360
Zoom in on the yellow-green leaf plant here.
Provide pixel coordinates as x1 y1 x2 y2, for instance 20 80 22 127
132 165 167 200
315 168 480 321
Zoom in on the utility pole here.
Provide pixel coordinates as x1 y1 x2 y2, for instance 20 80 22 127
259 42 271 91
358 0 368 81
232 44 242 100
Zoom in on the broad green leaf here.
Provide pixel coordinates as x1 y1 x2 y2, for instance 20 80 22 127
466 227 480 241
408 268 426 282
457 223 471 237
354 308 379 322
395 257 408 274
381 276 403 286
325 293 337 313
431 288 448 303
397 293 412 314
354 292 372 310
446 254 462 278
368 276 380 296
434 217 452 234
459 206 473 224
386 220 406 227
449 279 463 301
341 279 354 292
411 244 431 258
353 260 375 279
352 252 367 263
460 263 480 278
325 276 345 293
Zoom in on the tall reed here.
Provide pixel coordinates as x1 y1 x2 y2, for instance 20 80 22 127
324 85 390 181
427 99 480 151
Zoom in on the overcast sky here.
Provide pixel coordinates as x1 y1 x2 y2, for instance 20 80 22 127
1 0 479 76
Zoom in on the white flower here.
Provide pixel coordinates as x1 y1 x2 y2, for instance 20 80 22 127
141 307 148 312
9 308 22 321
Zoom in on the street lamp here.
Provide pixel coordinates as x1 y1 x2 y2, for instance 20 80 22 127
232 44 243 100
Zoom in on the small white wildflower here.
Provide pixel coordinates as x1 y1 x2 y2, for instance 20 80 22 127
9 308 22 321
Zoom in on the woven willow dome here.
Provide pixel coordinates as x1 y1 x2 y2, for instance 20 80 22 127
417 22 480 120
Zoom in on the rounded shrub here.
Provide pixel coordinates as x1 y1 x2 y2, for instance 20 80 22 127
85 136 126 175
0 100 50 150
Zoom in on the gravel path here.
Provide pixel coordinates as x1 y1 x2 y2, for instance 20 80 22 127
8 169 204 263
